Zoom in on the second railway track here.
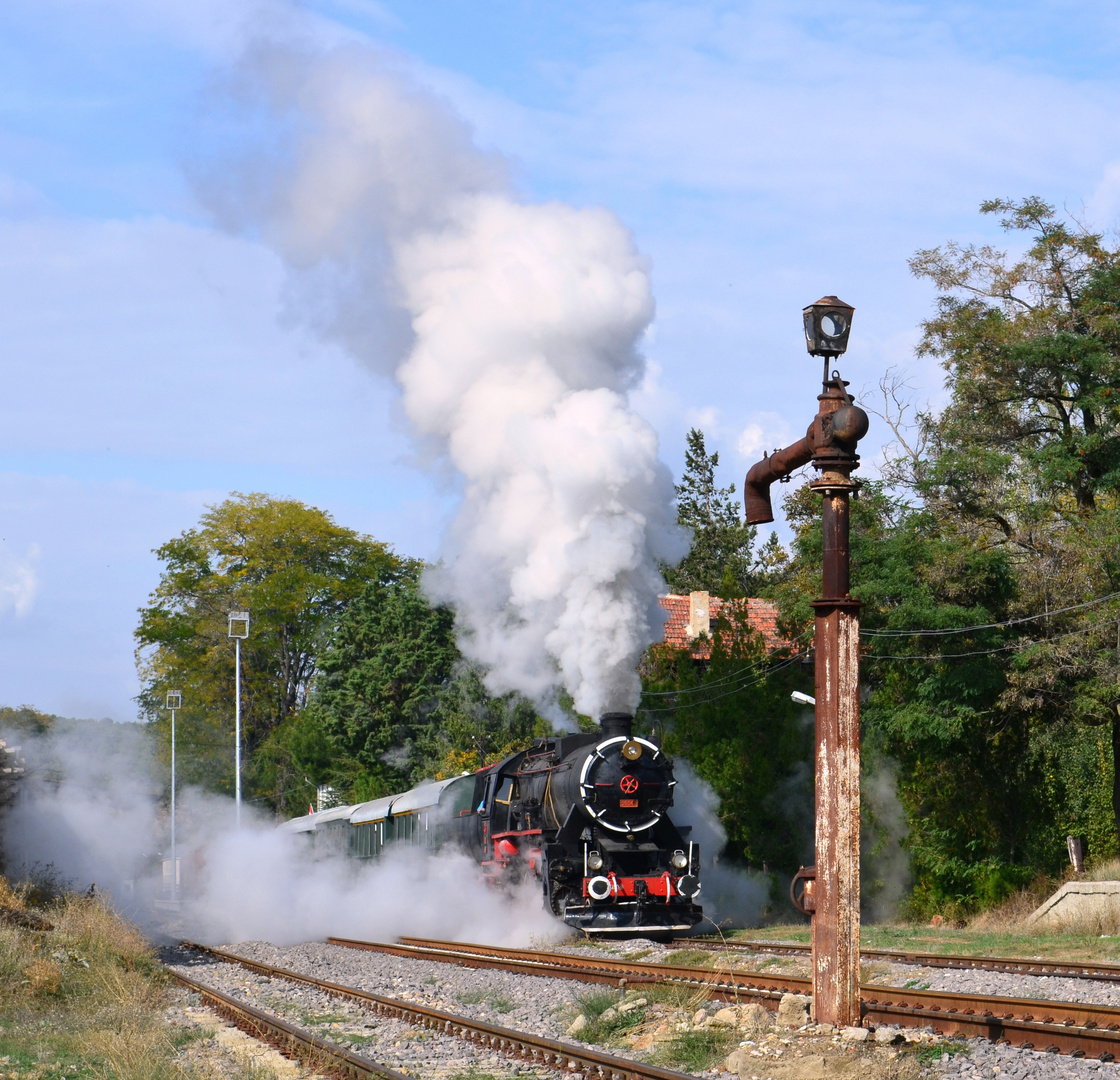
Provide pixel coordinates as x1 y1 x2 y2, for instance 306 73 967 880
326 934 1120 1060
683 936 1120 983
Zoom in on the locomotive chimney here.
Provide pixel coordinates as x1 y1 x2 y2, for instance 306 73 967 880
599 713 633 739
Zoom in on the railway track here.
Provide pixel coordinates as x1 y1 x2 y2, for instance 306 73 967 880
329 934 1120 1060
173 943 701 1080
167 966 410 1079
684 936 1120 983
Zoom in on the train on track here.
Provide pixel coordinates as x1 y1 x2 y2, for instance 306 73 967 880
279 712 702 938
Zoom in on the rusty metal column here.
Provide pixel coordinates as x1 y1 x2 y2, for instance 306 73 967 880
810 483 862 1028
741 331 868 1029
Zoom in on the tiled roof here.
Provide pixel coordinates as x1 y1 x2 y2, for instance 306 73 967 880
658 594 784 659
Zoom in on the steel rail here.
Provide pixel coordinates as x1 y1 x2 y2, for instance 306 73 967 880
331 934 795 1001
684 937 1120 983
330 935 1120 1060
167 966 409 1079
176 943 699 1080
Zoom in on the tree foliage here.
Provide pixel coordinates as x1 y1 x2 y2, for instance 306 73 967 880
135 493 403 798
912 197 1120 520
641 602 811 880
310 573 460 795
663 428 765 597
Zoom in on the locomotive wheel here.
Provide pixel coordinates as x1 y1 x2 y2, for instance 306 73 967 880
547 878 574 917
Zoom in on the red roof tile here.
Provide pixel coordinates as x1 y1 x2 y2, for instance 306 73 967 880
658 593 784 659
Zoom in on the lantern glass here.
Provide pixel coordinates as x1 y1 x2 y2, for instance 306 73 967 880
802 295 855 358
228 611 250 639
166 691 182 710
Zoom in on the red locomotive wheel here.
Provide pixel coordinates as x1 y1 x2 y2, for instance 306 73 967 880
619 774 640 795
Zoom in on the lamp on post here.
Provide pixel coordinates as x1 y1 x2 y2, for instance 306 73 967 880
165 691 181 900
227 611 249 827
742 296 868 1029
803 295 855 390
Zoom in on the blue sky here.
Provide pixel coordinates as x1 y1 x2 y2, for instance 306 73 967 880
1 0 1119 720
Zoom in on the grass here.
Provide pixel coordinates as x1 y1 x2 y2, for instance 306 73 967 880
649 1028 737 1072
0 875 289 1080
454 989 515 1013
569 988 647 1045
729 919 1120 964
914 1040 971 1066
662 948 714 967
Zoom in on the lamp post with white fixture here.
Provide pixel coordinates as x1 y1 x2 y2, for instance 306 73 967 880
166 690 181 899
228 611 250 826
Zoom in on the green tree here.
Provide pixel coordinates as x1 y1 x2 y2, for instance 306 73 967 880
911 196 1120 521
135 493 403 798
311 573 460 793
640 601 811 878
909 197 1120 861
664 428 760 597
411 663 548 780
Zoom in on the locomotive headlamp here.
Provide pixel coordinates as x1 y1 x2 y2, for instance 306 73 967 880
670 850 688 870
621 740 643 761
802 296 855 358
677 874 701 898
587 850 604 871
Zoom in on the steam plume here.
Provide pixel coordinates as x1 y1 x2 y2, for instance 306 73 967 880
195 40 685 716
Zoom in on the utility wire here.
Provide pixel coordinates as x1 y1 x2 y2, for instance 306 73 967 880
860 589 1120 638
638 652 808 714
640 629 812 696
864 616 1118 661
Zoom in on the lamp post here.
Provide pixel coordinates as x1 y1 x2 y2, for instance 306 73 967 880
743 296 868 1029
228 611 250 826
166 690 181 900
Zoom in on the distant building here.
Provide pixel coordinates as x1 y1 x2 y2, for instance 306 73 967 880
658 590 783 660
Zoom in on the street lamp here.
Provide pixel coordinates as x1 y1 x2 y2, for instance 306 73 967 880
791 691 816 706
228 611 249 826
166 691 181 900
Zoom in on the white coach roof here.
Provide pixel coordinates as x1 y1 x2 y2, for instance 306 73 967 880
385 777 463 816
349 794 396 825
277 802 356 833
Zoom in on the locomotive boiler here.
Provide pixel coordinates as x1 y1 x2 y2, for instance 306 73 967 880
280 712 702 938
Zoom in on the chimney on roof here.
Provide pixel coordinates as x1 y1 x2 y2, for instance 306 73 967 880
686 590 710 639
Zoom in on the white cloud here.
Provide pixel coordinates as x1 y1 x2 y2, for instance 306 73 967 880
736 411 791 462
0 543 39 618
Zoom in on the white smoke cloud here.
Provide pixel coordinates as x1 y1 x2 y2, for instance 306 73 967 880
672 761 770 929
0 543 40 618
2 723 567 946
194 39 686 717
177 792 564 947
2 721 160 911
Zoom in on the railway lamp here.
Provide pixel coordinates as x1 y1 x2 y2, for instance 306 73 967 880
165 691 181 901
670 850 688 870
803 296 855 390
228 611 250 827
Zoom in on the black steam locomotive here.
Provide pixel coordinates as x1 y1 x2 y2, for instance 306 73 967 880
280 712 702 938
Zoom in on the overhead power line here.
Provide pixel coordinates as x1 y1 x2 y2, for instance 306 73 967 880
860 589 1120 638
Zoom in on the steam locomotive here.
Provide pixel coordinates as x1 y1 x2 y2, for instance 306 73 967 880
280 712 702 938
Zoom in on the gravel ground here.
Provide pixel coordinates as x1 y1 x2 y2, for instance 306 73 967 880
163 939 1120 1079
164 946 568 1079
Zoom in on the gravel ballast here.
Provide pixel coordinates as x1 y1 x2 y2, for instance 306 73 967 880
164 938 1120 1078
